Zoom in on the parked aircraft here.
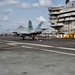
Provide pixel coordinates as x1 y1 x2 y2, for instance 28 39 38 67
13 21 43 40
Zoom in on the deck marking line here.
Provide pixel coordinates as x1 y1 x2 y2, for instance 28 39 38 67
30 47 75 56
22 46 33 48
40 48 75 56
16 42 75 51
4 41 75 56
5 41 75 51
6 43 17 46
22 46 75 56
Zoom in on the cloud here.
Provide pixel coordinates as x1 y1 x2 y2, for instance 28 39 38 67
0 15 9 21
21 3 31 8
7 0 20 4
2 9 13 15
21 0 52 8
0 0 52 8
2 16 9 21
32 0 52 7
36 16 47 22
0 0 20 7
32 3 40 7
18 19 25 25
39 0 52 6
0 1 5 7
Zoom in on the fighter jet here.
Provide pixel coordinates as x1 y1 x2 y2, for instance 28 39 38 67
13 21 43 40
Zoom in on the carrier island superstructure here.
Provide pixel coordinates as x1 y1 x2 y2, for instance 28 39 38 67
48 0 75 35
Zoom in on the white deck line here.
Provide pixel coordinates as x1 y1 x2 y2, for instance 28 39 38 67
40 49 75 56
22 46 33 48
6 43 17 46
5 41 75 56
5 40 75 51
21 46 75 56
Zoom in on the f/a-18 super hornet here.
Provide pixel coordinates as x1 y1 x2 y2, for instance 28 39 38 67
13 21 43 40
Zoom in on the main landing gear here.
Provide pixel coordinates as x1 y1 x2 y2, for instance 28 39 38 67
32 35 35 40
22 36 25 40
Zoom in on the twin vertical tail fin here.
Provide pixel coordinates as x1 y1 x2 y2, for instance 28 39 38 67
35 21 43 30
28 21 33 30
28 21 43 30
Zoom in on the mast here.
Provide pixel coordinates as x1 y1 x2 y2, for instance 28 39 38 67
66 0 70 7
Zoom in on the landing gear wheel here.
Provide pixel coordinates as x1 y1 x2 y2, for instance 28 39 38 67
22 36 25 40
32 37 34 40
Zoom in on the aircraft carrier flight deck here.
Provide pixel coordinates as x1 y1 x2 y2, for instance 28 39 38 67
0 36 75 75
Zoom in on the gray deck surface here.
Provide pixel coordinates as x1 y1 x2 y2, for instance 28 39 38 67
0 36 75 75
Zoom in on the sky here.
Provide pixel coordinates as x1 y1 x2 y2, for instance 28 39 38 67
0 0 73 33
